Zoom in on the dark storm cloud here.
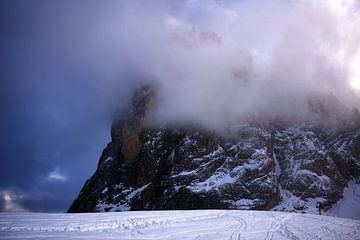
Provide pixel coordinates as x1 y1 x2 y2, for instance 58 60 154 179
0 0 137 212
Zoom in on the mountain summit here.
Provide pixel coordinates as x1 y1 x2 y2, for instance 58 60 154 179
68 86 360 216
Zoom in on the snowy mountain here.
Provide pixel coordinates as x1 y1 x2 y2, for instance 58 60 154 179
68 86 360 219
1 210 359 239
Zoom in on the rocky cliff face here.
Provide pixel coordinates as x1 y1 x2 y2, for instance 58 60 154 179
68 86 360 213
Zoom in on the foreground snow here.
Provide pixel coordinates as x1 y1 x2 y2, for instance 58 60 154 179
327 180 360 220
1 210 359 240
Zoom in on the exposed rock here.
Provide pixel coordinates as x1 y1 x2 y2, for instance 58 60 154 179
121 124 143 161
68 87 360 214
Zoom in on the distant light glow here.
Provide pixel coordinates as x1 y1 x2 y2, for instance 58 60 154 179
1 191 28 212
328 0 354 16
3 193 12 202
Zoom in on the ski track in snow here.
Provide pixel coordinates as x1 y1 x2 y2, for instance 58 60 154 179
0 210 359 240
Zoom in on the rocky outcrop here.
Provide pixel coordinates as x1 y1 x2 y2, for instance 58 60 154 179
68 87 360 213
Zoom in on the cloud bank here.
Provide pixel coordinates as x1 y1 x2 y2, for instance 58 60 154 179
112 0 360 129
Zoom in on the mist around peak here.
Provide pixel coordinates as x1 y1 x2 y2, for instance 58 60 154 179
109 0 360 130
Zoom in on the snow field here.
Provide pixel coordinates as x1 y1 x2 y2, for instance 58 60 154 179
1 210 360 239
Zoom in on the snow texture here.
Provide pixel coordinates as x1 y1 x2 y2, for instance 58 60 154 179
1 210 359 239
327 180 360 220
96 183 151 212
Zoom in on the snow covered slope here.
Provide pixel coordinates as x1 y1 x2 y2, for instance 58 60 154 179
1 210 359 239
327 180 360 220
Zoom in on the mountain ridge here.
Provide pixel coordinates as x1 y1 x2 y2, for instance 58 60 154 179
68 86 360 216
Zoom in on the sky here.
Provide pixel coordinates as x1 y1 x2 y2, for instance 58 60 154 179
0 0 133 212
1 0 360 212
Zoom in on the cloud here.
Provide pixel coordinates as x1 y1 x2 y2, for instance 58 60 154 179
46 168 67 183
110 0 360 130
0 190 28 212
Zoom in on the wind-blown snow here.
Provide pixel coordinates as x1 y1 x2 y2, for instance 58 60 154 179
1 210 359 239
